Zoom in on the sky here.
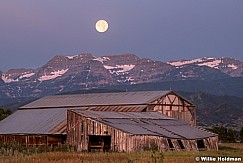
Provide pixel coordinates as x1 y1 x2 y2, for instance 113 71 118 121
0 0 243 71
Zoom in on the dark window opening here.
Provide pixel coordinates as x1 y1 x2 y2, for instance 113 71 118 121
81 122 84 133
88 135 111 152
197 139 206 150
92 121 95 134
167 139 174 149
177 140 185 149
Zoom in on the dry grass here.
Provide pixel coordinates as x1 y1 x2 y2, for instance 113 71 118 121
219 143 243 149
0 152 163 163
0 143 242 163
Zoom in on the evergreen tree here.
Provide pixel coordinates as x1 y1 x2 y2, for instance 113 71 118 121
240 127 243 143
207 126 236 143
0 108 12 121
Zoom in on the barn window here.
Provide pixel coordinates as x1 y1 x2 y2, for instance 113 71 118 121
177 140 185 149
197 139 206 150
167 139 174 149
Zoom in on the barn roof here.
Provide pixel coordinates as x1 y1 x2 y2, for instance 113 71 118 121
0 105 147 135
20 90 171 109
71 110 216 140
77 105 147 112
0 108 67 135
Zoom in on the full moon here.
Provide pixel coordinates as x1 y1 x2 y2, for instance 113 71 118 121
95 20 109 33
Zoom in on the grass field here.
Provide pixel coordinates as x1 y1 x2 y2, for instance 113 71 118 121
0 143 242 163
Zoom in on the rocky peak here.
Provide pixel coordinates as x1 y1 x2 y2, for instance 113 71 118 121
96 54 140 66
66 53 95 61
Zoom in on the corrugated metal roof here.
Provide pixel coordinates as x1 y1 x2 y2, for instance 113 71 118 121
0 108 67 135
162 125 214 139
79 105 147 112
21 91 171 109
72 110 172 119
71 110 216 139
141 124 181 139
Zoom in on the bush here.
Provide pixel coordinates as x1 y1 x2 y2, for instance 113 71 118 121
207 126 236 143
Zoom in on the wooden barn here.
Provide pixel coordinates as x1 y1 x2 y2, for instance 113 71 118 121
67 110 218 152
21 90 196 126
0 90 217 150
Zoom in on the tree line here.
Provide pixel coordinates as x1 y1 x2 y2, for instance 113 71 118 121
207 126 243 143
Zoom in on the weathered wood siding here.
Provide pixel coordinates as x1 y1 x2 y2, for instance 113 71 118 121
151 93 196 126
67 110 218 152
203 136 218 150
67 110 131 152
0 134 66 146
130 136 217 151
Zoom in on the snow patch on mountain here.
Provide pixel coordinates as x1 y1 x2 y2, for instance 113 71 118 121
198 59 222 69
93 57 110 63
66 55 78 59
1 74 18 83
104 64 135 74
168 58 204 67
167 57 229 69
227 64 238 70
1 72 35 83
38 69 68 81
19 72 35 79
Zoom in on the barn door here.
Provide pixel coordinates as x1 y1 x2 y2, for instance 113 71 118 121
88 135 111 152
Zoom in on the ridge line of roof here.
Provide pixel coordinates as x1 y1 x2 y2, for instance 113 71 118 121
20 104 148 110
48 90 172 97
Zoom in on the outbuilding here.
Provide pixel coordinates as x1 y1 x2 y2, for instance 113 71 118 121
67 110 218 152
0 108 67 146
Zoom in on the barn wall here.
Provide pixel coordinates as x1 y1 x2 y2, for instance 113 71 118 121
0 134 66 146
67 110 131 152
204 136 218 150
152 93 196 126
130 135 168 151
126 136 218 151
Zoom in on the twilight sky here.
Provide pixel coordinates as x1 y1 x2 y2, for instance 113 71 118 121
0 0 243 71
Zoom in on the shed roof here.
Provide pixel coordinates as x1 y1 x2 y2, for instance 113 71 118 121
71 110 216 139
21 90 171 109
0 108 67 135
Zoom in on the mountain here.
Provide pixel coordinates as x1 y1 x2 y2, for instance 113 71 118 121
0 53 242 98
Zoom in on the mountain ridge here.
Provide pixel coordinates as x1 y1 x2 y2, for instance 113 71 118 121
0 53 242 98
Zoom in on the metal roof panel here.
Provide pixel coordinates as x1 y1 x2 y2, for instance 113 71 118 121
72 110 173 119
0 108 67 135
162 125 214 139
21 91 171 109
